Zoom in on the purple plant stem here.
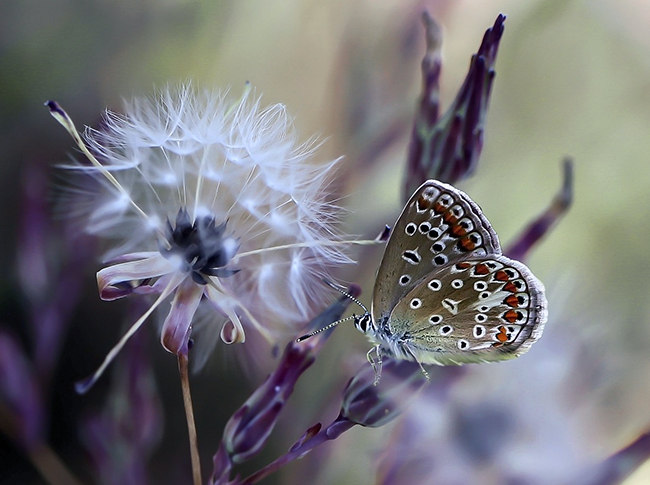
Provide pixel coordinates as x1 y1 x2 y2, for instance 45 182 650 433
81 304 162 485
17 162 93 380
505 159 573 263
573 431 650 485
243 361 453 484
0 330 44 451
374 367 467 485
241 416 356 484
404 13 505 200
210 285 361 484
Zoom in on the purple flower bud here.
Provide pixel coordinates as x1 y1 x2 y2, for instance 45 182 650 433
340 359 428 428
81 326 162 485
574 431 650 485
404 13 505 200
210 444 235 485
212 287 358 481
17 162 92 376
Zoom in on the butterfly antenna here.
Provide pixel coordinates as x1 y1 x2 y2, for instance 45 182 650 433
295 279 370 343
295 315 355 342
322 278 370 314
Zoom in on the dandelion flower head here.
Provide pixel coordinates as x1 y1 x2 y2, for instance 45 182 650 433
50 84 351 391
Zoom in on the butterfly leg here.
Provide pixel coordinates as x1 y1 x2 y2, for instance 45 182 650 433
402 345 430 382
416 361 430 382
366 345 383 386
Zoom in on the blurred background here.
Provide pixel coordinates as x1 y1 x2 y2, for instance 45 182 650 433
2 0 650 483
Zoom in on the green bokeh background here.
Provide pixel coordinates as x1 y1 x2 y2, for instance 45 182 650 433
3 0 650 483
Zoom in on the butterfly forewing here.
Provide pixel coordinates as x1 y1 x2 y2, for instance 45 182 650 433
372 180 501 322
387 255 547 365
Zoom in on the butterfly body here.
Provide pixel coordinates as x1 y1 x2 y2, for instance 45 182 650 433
357 180 547 372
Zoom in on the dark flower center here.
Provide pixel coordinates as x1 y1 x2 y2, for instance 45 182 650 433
160 208 239 285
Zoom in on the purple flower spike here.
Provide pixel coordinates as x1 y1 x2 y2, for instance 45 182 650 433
404 13 505 200
341 359 428 428
211 285 360 483
0 331 44 451
81 325 162 485
17 162 92 377
242 416 357 485
572 431 650 485
505 159 573 262
241 360 437 484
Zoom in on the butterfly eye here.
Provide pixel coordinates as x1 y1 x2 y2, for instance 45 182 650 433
473 325 486 338
504 268 518 279
354 314 372 334
416 188 439 212
402 249 422 265
439 325 453 336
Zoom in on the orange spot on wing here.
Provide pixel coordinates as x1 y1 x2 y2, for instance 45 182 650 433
433 201 446 213
443 211 459 224
474 263 490 275
418 195 434 210
495 270 510 282
503 295 519 307
450 223 468 237
455 262 472 270
502 310 519 323
503 282 518 293
459 235 477 251
496 326 509 342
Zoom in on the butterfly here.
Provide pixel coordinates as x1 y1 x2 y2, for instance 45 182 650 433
298 180 547 383
353 180 547 380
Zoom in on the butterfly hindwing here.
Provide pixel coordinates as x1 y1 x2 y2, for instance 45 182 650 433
387 255 547 365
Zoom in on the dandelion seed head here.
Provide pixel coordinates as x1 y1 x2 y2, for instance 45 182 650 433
59 84 352 374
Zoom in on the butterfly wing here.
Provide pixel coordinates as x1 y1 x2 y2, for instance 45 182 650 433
386 255 547 365
372 180 501 322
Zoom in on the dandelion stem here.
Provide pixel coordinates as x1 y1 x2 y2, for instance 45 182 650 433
178 353 202 485
28 442 84 485
0 404 82 485
235 238 381 260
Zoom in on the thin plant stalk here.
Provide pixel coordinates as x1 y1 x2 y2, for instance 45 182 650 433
28 443 84 485
178 353 202 485
1 402 82 485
